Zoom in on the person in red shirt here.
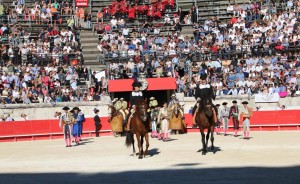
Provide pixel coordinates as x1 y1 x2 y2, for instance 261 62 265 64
133 3 139 18
128 5 135 20
211 44 219 53
160 2 165 12
103 6 111 19
275 41 284 55
139 3 148 18
147 5 155 21
104 24 111 33
230 16 238 25
155 8 162 19
165 0 174 12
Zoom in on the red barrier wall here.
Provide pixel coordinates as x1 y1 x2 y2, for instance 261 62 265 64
185 110 300 132
0 110 299 142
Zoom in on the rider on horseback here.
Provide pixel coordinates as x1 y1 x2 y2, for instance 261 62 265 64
119 98 128 122
193 76 217 124
114 98 122 112
168 94 179 108
126 80 144 131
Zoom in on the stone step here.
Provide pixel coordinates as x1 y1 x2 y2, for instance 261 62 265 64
81 42 98 47
80 31 95 36
82 46 99 51
80 35 98 39
80 41 98 45
83 50 101 54
82 47 99 51
83 55 99 61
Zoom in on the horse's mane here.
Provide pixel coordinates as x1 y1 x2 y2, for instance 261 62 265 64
109 105 117 116
136 100 148 114
197 98 213 114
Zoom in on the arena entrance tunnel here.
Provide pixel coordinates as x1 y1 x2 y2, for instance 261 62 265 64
108 78 177 107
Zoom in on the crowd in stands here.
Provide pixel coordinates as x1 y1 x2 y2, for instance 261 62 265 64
99 0 300 97
1 0 300 104
0 0 111 105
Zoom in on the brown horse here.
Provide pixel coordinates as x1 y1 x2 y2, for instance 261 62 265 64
108 105 124 136
125 100 150 159
195 99 218 155
169 103 186 133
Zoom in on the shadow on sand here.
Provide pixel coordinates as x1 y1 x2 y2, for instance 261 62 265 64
1 166 300 184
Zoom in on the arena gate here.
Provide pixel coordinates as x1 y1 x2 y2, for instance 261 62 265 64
108 78 177 106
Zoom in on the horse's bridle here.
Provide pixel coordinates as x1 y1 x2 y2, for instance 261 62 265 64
139 104 147 122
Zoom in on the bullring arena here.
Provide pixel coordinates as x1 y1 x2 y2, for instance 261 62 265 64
1 131 300 183
2 0 300 183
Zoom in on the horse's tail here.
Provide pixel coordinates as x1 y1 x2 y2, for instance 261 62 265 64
125 132 134 147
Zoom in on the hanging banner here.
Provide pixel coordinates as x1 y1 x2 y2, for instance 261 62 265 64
255 93 280 103
76 0 89 7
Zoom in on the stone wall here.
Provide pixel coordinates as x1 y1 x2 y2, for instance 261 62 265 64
1 97 300 120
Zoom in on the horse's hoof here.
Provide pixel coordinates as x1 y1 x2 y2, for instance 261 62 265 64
211 146 215 151
138 156 143 159
202 152 206 155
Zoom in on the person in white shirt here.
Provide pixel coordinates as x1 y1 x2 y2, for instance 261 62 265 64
110 17 118 29
97 42 103 53
63 43 72 53
219 102 230 135
128 48 135 56
5 114 14 122
153 27 160 35
227 86 238 95
215 79 223 96
122 27 129 37
164 15 171 25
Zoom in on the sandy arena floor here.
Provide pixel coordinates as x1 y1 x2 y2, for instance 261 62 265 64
0 131 300 184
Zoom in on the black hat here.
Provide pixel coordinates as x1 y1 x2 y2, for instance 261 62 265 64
93 108 99 113
222 102 228 105
200 74 207 80
132 81 142 88
62 106 69 110
71 107 81 111
242 101 248 105
216 104 220 107
232 100 237 104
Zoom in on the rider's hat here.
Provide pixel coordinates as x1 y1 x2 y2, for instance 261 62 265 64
222 102 228 105
93 108 99 113
150 97 155 100
62 106 70 110
232 100 237 104
132 81 142 88
242 101 248 105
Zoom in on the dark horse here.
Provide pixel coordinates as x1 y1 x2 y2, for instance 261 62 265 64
125 100 150 159
195 98 218 155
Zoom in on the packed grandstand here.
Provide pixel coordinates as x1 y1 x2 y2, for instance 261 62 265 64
0 0 300 108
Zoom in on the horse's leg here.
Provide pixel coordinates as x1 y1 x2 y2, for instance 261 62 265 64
210 125 215 151
136 133 142 159
205 128 211 153
144 133 150 157
132 133 136 156
141 135 144 155
200 128 206 155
